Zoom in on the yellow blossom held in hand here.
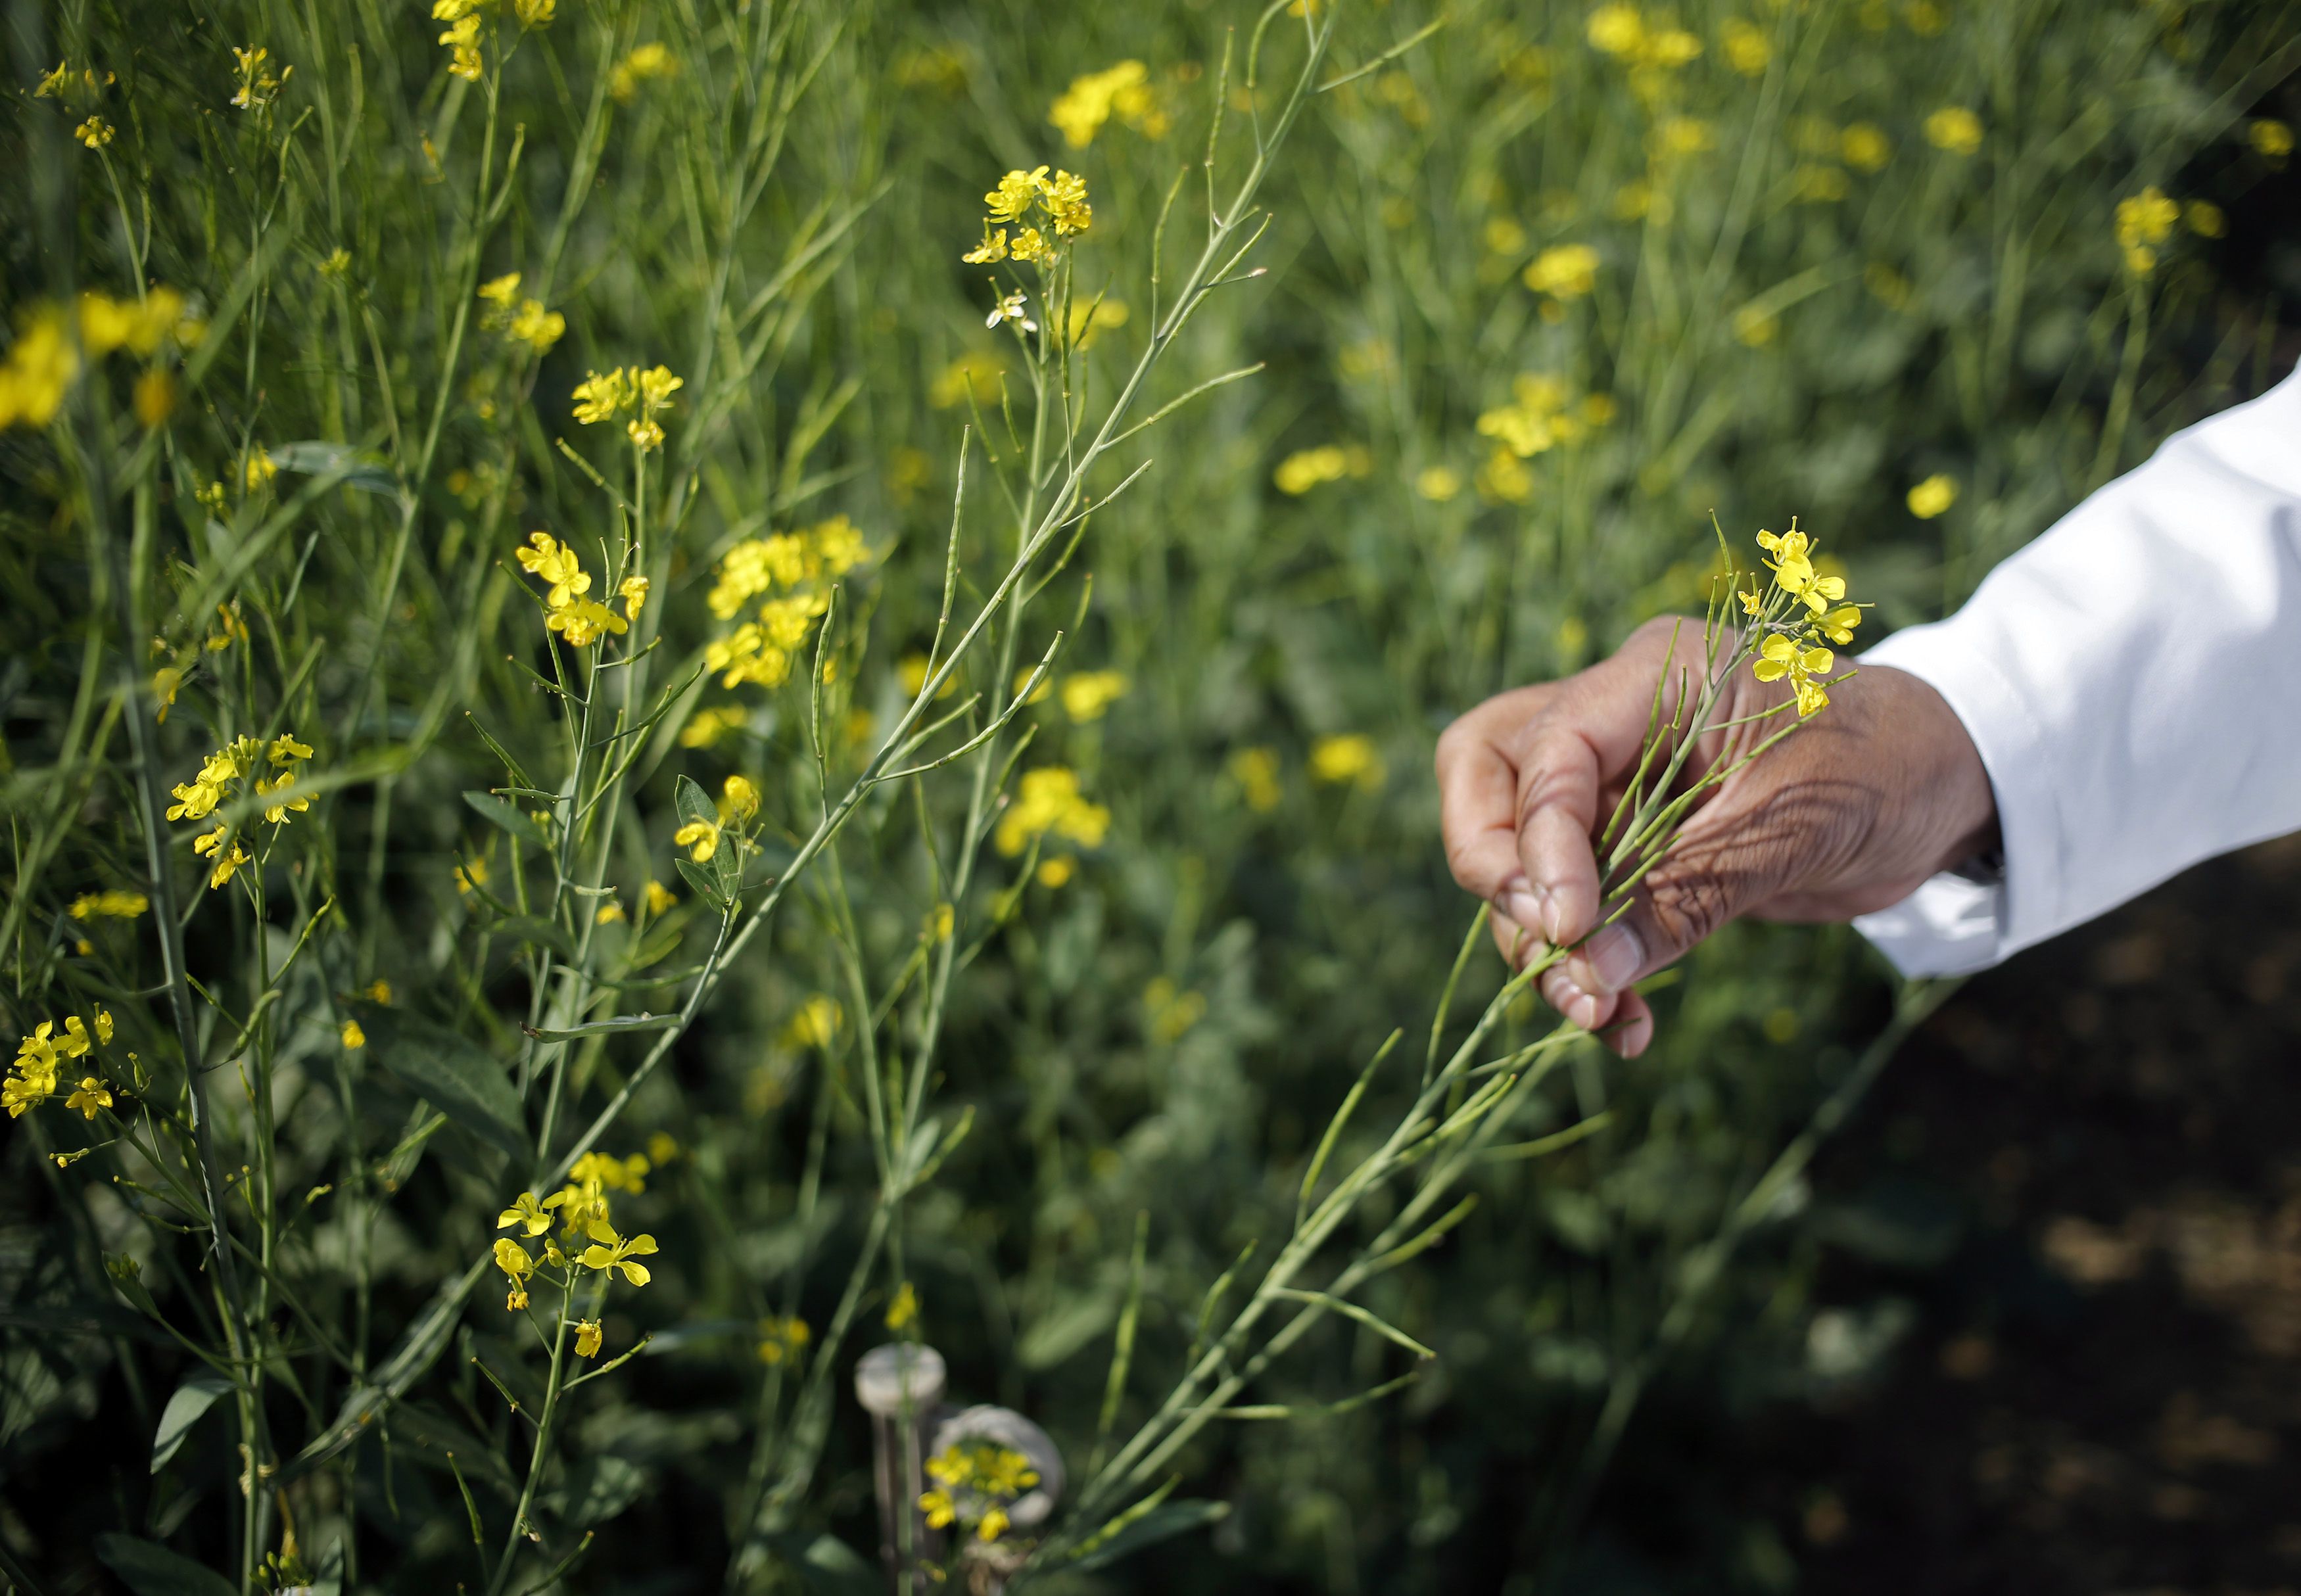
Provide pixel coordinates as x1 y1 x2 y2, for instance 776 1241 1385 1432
341 1020 366 1049
1925 106 1983 156
575 1319 604 1358
1310 734 1385 790
1907 474 1958 519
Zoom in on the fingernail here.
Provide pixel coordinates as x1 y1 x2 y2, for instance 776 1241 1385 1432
1567 990 1603 1031
1539 890 1569 947
1582 923 1644 993
1504 884 1546 934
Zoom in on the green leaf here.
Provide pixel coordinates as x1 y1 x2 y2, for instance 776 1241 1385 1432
95 1534 238 1596
763 1532 878 1596
151 1370 233 1473
463 789 552 849
675 855 728 910
523 1013 678 1042
1068 1500 1229 1572
267 439 398 496
673 774 717 835
348 1002 527 1158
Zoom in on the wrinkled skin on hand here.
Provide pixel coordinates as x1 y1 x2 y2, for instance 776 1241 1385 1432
1435 616 1997 1056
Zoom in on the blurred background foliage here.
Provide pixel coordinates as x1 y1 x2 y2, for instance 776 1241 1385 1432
3 0 2298 1591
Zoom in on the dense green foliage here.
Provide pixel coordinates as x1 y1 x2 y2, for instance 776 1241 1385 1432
3 0 2295 1591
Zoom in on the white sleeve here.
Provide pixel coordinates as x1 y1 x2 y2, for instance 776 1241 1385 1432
1853 362 2301 978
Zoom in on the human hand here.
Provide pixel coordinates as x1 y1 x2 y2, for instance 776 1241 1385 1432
1434 617 1997 1056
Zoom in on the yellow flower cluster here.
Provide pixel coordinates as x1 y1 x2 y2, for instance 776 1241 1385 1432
515 531 647 647
432 0 485 82
1522 243 1601 304
701 516 872 690
1585 3 1701 99
962 165 1092 266
0 288 193 433
757 1314 813 1365
1924 106 1983 156
2114 186 2181 277
68 889 149 920
571 364 682 453
1047 60 1168 148
994 767 1110 859
1060 670 1128 723
1474 375 1617 502
477 271 564 354
494 1153 659 1312
1744 524 1863 717
229 45 290 112
920 1440 1041 1545
6 1010 116 1120
168 733 315 890
1273 444 1372 496
608 41 676 103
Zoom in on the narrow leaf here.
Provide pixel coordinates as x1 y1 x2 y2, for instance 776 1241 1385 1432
150 1371 233 1474
348 1002 527 1158
95 1535 237 1596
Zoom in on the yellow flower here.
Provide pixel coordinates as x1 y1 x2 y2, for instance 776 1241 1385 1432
596 900 625 925
627 417 665 452
984 166 1050 224
1754 633 1835 692
2185 200 2225 239
1009 227 1055 266
1924 107 1983 156
1907 474 1958 519
1813 603 1864 645
1043 170 1092 235
34 60 67 98
962 227 1010 265
364 979 392 1002
546 598 628 647
1651 116 1714 158
884 1281 919 1330
2251 119 2294 161
254 771 310 824
0 307 79 431
572 368 631 425
1721 18 1769 74
636 364 682 414
192 826 250 890
720 774 761 823
1228 747 1282 814
437 14 482 81
66 1077 112 1119
1272 444 1369 494
929 352 1005 410
1521 243 1600 300
920 1488 957 1530
514 0 555 26
494 1238 535 1310
269 734 312 765
757 1314 812 1364
978 1507 1011 1543
1586 4 1646 55
245 447 278 490
1841 123 1891 172
783 995 840 1050
1310 734 1385 790
133 369 175 428
318 247 351 278
675 818 721 863
993 767 1111 856
455 855 490 895
340 1020 366 1050
680 705 748 749
508 299 564 354
578 1224 659 1286
1048 60 1162 148
76 117 114 149
619 575 650 619
1060 670 1129 723
1036 857 1075 889
68 889 149 920
1415 465 1461 503
608 41 676 101
574 1319 604 1358
646 880 677 915
1792 165 1850 203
